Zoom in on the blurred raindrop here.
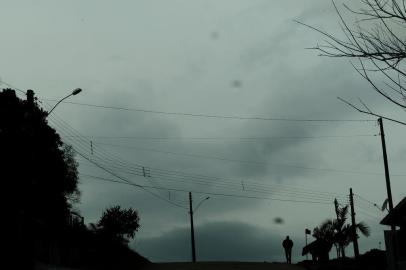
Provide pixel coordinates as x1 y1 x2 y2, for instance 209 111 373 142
231 80 242 88
273 217 284 224
210 31 219 40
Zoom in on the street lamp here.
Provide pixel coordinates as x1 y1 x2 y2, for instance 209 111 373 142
189 192 210 263
194 196 210 213
47 88 82 116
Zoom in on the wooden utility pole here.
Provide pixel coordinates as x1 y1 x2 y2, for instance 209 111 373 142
189 192 196 262
378 118 398 269
305 229 311 260
334 198 341 258
378 118 394 212
349 188 359 258
305 233 308 260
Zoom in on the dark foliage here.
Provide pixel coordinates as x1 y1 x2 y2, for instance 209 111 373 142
37 221 150 270
0 89 79 267
97 205 140 244
310 200 370 260
299 249 386 270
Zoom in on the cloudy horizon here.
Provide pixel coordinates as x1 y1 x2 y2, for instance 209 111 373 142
1 0 405 263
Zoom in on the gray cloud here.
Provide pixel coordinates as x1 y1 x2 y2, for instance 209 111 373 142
1 0 403 262
135 221 288 262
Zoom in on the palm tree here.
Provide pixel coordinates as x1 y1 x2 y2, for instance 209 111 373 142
333 199 370 258
333 201 350 257
313 199 370 259
313 219 335 244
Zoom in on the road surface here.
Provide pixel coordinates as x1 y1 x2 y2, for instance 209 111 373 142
144 262 306 270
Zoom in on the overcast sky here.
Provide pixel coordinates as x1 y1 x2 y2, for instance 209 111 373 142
1 0 406 263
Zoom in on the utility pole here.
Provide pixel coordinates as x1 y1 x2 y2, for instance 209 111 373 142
378 118 394 212
305 233 308 260
334 198 341 258
378 118 398 269
189 192 196 263
305 229 311 260
349 188 359 258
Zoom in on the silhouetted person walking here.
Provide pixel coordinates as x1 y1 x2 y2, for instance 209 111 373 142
282 236 293 264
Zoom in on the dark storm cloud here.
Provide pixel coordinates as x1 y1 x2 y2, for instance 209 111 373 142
162 1 381 182
239 1 335 70
2 0 400 261
135 221 287 262
64 2 394 243
212 60 378 181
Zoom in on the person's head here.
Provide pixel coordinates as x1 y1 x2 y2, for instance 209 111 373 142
286 236 290 239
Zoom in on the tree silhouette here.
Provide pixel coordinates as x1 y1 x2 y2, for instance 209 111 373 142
333 199 370 258
97 206 140 245
298 0 406 121
312 199 370 259
0 89 80 267
334 203 351 258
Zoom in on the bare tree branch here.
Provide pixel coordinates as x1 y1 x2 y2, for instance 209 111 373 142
337 97 406 125
297 0 406 116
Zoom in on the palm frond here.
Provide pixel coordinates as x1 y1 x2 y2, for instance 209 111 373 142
338 205 349 222
356 221 370 237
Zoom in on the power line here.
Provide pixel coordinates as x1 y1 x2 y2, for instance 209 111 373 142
149 169 347 200
8 84 393 178
42 107 351 199
43 106 404 207
75 147 187 209
50 117 348 206
65 134 378 141
80 173 335 205
91 141 405 177
37 96 394 209
0 79 27 94
356 203 382 217
354 194 381 208
149 173 344 202
356 208 381 220
48 117 145 175
41 100 185 209
79 157 346 203
4 84 355 208
75 151 349 202
44 99 375 123
51 115 346 204
144 166 347 198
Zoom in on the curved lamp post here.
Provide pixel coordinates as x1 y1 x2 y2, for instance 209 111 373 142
194 196 210 213
47 88 82 116
189 193 210 263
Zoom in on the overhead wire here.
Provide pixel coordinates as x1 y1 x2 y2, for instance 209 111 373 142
88 141 406 177
47 116 145 176
351 193 386 222
43 104 350 201
44 99 375 123
8 81 400 179
44 108 347 204
356 208 382 221
65 134 378 141
354 193 380 207
76 150 187 209
0 87 173 208
4 84 384 209
79 159 344 204
36 102 400 208
80 173 336 205
42 100 182 207
0 79 27 94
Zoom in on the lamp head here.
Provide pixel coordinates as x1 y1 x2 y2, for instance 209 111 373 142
72 88 82 95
